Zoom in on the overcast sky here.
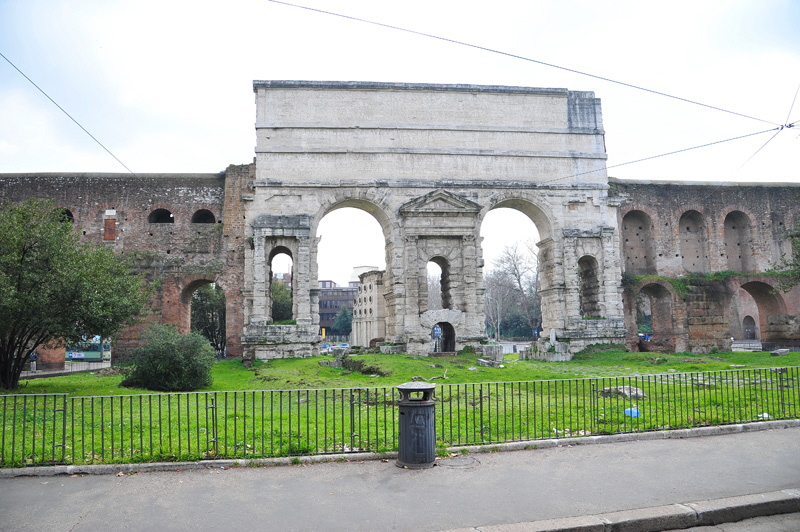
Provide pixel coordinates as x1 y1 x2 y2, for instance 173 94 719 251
2 1 799 284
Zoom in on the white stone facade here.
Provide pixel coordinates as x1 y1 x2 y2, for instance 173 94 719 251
243 81 625 359
352 270 386 347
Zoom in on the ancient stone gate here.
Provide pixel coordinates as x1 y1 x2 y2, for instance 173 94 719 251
242 81 626 360
3 80 799 366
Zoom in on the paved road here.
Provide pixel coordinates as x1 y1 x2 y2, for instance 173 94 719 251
1 425 798 532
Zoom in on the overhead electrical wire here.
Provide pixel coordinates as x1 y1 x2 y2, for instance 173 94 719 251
267 0 781 127
0 51 136 175
267 1 798 186
547 126 782 184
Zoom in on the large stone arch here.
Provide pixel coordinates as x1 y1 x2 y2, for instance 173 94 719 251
484 196 555 242
737 280 792 343
242 80 626 360
312 195 396 332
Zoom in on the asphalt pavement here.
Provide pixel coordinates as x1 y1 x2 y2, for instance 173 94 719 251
1 421 798 532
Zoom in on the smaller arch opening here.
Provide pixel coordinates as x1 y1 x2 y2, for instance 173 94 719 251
427 257 452 310
188 281 227 359
191 209 216 224
59 208 74 223
743 315 757 340
270 249 294 323
578 255 601 319
432 322 455 353
149 209 174 224
637 283 674 351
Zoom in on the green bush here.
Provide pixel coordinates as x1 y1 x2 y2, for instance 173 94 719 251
121 325 215 391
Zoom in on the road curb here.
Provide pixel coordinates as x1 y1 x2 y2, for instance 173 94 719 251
440 490 800 532
1 419 798 479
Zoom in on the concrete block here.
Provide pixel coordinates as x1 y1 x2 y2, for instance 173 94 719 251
688 490 800 525
479 515 605 532
598 504 696 532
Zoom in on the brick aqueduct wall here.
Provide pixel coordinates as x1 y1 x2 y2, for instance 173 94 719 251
1 168 799 367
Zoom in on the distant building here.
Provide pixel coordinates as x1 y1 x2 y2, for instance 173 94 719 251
273 271 292 287
352 270 386 347
317 267 380 337
318 280 358 335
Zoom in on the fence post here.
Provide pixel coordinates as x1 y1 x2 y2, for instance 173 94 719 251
207 395 218 456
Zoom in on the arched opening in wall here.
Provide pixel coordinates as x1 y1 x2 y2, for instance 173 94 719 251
578 256 601 318
427 258 451 310
316 205 387 338
59 208 74 223
149 208 174 224
729 287 758 341
621 210 656 274
481 205 542 340
432 322 455 353
191 209 216 224
739 281 787 343
270 249 294 323
181 280 227 358
638 283 674 351
679 210 707 272
724 211 753 272
743 315 757 340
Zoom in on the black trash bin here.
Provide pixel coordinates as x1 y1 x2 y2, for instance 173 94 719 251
396 381 437 469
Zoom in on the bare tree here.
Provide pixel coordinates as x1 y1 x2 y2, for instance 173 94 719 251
428 273 443 310
494 242 541 337
483 269 515 339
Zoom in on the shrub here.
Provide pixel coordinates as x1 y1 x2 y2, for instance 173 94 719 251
121 325 215 391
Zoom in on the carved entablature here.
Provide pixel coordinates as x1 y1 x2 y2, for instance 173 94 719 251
399 189 482 217
399 189 482 237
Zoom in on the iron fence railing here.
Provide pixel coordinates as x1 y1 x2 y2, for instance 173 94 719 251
2 366 798 468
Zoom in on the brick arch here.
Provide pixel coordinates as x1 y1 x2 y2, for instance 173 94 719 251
678 209 709 273
722 210 754 272
637 281 680 352
621 209 657 274
737 280 787 342
191 208 217 224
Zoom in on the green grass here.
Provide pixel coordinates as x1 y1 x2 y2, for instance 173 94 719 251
6 348 800 396
2 349 798 467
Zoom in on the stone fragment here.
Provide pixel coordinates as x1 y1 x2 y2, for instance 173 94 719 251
599 386 646 399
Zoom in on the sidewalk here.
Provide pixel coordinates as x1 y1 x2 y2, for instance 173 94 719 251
1 423 798 532
19 360 111 380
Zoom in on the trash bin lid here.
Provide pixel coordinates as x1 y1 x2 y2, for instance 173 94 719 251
397 382 436 391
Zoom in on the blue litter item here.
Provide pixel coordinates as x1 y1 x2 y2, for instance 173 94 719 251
624 408 641 418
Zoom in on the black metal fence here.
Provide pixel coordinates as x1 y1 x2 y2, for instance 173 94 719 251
2 366 798 467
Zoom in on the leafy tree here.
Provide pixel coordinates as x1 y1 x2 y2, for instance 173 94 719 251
191 283 226 358
500 311 534 338
271 280 293 322
121 325 215 391
331 307 353 336
0 199 148 389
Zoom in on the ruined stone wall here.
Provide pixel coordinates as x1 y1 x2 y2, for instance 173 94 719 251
612 179 800 352
0 170 249 362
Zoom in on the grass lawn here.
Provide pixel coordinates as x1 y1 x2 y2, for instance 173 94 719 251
3 347 798 467
7 347 800 397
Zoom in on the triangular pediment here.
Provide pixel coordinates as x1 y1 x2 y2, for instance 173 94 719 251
399 189 482 215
